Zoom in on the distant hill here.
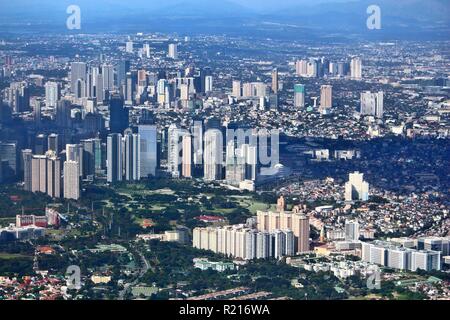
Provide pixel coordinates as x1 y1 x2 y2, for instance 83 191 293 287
0 0 448 39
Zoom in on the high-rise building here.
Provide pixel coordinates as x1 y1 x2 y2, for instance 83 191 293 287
116 60 130 88
257 206 310 253
350 57 362 80
80 139 97 177
307 59 318 78
295 59 308 77
418 237 450 256
107 133 123 183
124 133 140 181
181 134 192 178
294 84 305 108
31 151 61 198
293 214 310 253
5 82 30 113
345 171 369 202
109 94 129 134
345 220 360 241
192 120 204 174
225 140 246 186
193 224 294 260
204 129 223 181
44 82 60 108
63 161 80 200
168 43 178 59
125 71 137 105
126 41 134 53
232 80 241 98
167 124 181 177
143 43 151 58
271 68 279 93
362 241 442 272
102 64 115 91
157 79 168 105
66 144 83 177
205 75 213 93
56 100 71 128
411 251 441 272
22 149 33 191
47 134 59 154
34 134 47 155
31 98 43 128
360 91 384 118
138 125 157 178
320 85 332 111
70 62 87 94
273 230 295 259
0 142 18 181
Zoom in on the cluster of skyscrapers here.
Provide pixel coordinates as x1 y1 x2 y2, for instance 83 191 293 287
295 56 362 80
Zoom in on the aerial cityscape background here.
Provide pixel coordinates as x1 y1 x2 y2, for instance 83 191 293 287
0 0 448 302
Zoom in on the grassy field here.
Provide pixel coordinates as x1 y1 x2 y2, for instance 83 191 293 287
0 252 31 260
231 196 277 214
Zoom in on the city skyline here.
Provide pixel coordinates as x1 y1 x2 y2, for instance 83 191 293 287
0 0 448 307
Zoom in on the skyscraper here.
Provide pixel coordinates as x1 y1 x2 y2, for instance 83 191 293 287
232 80 241 98
116 60 130 88
124 133 140 181
70 62 87 94
168 124 182 177
47 134 59 154
138 125 157 178
294 84 305 108
107 133 123 183
66 144 83 177
126 41 134 53
5 82 30 113
320 85 332 112
109 94 129 134
63 161 80 200
360 91 384 118
32 98 43 128
350 57 362 80
143 43 151 58
181 134 192 178
293 214 310 253
271 68 279 93
205 75 213 93
295 59 308 77
22 149 33 191
80 139 96 177
204 129 223 181
307 59 318 78
102 64 115 91
31 151 61 198
0 142 18 181
345 219 360 241
56 100 71 128
168 43 178 59
345 171 369 202
44 82 60 108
